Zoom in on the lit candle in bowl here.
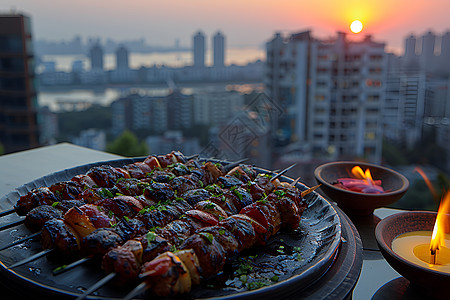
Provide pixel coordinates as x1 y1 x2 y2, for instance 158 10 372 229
375 191 450 294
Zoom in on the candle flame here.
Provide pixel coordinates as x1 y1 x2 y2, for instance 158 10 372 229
430 191 450 256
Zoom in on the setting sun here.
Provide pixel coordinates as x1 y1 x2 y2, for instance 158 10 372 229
350 20 364 33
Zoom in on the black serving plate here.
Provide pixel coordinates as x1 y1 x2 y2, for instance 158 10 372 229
0 158 345 299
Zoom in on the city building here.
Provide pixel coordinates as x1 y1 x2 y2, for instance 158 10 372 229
0 13 39 153
111 93 167 136
265 31 387 163
115 45 129 70
146 131 200 156
89 43 104 70
193 31 205 68
402 31 450 74
213 31 225 67
72 128 106 151
193 90 243 126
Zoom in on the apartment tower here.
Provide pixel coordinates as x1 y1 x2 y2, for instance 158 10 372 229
0 13 39 153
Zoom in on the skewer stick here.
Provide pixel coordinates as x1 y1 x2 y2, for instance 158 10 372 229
290 176 302 187
8 248 54 269
0 218 24 231
75 272 117 300
184 154 199 160
0 231 41 252
301 184 321 198
123 281 148 300
271 163 297 181
53 256 92 275
0 208 16 217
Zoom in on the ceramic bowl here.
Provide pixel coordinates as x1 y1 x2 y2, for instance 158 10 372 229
314 161 409 215
375 211 450 295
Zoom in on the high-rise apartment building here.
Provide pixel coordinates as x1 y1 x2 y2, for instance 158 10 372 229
193 31 205 68
0 13 39 153
266 31 386 162
89 43 104 70
213 31 225 67
116 45 129 71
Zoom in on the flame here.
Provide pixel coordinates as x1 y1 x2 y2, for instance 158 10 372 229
414 167 438 201
430 191 450 255
351 166 375 185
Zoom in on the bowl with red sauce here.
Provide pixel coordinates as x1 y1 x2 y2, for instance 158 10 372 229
314 161 409 215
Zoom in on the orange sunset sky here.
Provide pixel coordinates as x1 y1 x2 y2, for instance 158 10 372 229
2 0 450 54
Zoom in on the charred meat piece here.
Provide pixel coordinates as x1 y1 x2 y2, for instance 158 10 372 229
254 174 276 195
148 169 176 183
137 204 182 229
141 251 191 297
123 162 152 179
52 199 85 213
240 200 281 236
76 188 103 204
135 233 172 263
224 187 253 212
276 186 308 216
154 219 193 247
79 204 115 228
194 200 228 220
170 175 201 195
15 187 59 216
94 196 144 218
71 174 97 188
81 228 123 257
24 204 63 232
232 214 271 247
49 181 83 201
156 153 179 168
218 215 257 251
179 231 227 278
101 246 140 286
143 156 161 169
244 181 266 201
168 163 190 177
114 218 147 241
226 165 255 183
181 188 210 206
180 210 219 232
189 162 223 186
41 218 80 255
216 175 243 189
268 193 301 230
86 165 130 188
115 178 149 196
197 226 239 257
143 181 175 202
208 194 238 215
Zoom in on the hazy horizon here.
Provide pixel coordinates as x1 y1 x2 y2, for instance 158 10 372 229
2 1 450 55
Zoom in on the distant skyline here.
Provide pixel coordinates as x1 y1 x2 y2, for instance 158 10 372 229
2 0 450 54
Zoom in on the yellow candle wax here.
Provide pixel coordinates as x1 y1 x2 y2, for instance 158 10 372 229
392 231 450 273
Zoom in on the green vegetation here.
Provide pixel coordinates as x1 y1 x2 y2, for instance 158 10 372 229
57 105 112 141
0 142 4 155
106 130 148 157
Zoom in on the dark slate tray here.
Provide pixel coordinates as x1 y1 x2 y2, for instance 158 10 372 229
0 157 352 299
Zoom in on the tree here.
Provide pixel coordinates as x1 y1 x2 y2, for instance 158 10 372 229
106 130 148 157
